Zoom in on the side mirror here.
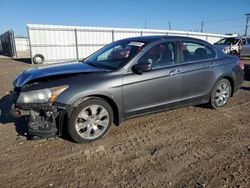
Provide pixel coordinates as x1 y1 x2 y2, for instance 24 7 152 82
131 62 152 75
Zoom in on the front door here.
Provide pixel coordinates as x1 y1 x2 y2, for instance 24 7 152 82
122 41 183 118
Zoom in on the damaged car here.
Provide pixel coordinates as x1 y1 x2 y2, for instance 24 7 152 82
10 36 244 143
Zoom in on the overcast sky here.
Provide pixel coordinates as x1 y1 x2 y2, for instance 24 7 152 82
0 0 249 36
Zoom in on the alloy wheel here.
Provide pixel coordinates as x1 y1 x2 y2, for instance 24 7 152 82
75 105 109 140
214 81 230 107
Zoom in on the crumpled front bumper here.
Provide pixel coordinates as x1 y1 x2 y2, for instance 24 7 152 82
10 90 68 138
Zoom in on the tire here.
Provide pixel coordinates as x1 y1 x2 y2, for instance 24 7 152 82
67 98 113 143
230 50 237 55
33 54 45 64
210 79 232 109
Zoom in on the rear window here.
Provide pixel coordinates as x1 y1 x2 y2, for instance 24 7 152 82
181 41 216 62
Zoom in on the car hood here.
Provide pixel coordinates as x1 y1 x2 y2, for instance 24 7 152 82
13 61 109 87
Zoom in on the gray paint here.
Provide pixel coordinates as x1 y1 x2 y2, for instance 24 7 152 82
13 36 244 123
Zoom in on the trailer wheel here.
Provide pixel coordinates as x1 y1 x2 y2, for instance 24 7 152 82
33 54 45 64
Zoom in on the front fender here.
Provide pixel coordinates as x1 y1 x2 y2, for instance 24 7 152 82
56 84 123 125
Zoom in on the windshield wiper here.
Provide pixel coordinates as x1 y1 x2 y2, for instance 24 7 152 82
85 61 99 68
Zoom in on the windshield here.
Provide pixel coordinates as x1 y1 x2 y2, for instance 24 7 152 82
83 40 147 69
214 38 239 45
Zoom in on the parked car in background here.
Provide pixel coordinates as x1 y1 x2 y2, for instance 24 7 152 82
10 36 244 143
214 37 250 55
240 38 250 58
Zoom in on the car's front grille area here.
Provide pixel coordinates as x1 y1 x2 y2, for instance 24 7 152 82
15 103 54 111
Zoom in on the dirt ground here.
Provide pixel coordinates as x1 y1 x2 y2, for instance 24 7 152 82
0 58 249 188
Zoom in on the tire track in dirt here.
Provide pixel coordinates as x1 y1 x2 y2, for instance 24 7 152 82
1 59 250 187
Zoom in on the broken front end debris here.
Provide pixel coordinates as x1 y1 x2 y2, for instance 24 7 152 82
10 87 69 138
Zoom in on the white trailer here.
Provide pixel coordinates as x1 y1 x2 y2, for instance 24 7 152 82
27 24 228 64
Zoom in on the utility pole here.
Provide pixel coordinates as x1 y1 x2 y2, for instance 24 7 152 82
244 13 250 36
168 21 172 30
201 21 204 33
144 17 147 29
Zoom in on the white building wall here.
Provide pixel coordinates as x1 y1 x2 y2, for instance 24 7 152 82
27 24 228 64
15 37 29 51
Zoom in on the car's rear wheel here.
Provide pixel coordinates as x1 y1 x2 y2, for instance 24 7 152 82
210 79 232 109
67 98 113 143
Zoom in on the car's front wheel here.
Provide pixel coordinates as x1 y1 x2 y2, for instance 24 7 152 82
210 79 232 109
67 98 113 143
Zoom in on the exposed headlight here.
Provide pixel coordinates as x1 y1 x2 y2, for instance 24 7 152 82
17 85 69 104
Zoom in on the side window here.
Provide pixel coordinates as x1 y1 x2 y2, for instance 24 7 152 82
181 41 214 62
137 42 177 69
206 45 216 59
247 39 250 45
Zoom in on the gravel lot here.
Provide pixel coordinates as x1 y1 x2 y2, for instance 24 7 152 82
0 58 249 188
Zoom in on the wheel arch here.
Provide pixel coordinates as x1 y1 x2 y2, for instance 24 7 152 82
221 75 234 97
69 94 121 126
210 74 235 99
212 75 234 96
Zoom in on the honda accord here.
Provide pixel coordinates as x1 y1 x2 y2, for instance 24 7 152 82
10 36 244 143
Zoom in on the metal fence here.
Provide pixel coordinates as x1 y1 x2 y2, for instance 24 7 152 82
27 24 228 64
0 30 17 57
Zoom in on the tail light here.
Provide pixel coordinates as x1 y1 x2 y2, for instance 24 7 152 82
238 60 244 70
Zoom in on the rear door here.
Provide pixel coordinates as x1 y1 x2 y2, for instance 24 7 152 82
179 40 217 102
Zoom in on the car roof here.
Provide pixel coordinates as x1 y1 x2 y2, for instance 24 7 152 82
222 37 250 39
120 35 210 44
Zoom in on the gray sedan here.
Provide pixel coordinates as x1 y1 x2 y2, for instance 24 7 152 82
11 36 244 143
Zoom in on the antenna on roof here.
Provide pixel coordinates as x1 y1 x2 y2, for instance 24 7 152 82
144 17 147 29
201 21 204 33
168 21 172 30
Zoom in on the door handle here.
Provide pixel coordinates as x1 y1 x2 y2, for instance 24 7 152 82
209 63 216 68
169 69 182 76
